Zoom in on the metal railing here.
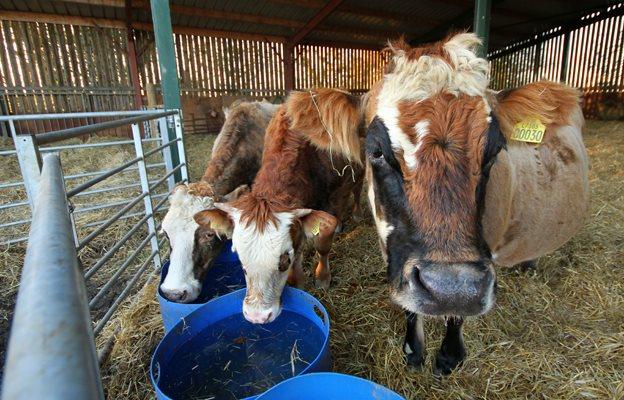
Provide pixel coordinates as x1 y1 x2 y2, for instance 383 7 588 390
1 154 104 400
0 109 188 398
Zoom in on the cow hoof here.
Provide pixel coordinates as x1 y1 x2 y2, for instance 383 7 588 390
314 278 331 290
405 352 426 369
518 260 537 272
432 349 465 376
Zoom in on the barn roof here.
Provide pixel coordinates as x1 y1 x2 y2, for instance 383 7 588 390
0 0 620 53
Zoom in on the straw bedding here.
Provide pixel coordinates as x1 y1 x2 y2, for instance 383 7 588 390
2 121 622 399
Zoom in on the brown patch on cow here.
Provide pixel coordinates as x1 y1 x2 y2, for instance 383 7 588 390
491 81 581 138
545 135 577 165
397 93 489 262
187 181 216 197
232 91 364 234
201 101 275 196
285 88 363 165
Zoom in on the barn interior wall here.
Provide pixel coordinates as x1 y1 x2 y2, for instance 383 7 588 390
0 20 386 135
489 12 624 120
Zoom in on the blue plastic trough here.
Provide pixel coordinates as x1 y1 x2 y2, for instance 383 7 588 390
157 240 245 332
256 372 405 400
151 286 332 400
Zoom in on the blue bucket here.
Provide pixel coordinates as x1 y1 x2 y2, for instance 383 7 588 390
151 286 332 400
157 240 245 332
256 372 405 400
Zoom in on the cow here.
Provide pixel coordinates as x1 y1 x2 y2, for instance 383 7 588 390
160 100 279 303
194 88 365 324
364 33 589 375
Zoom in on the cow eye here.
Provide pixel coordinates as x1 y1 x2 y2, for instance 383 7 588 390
371 148 384 159
278 253 291 272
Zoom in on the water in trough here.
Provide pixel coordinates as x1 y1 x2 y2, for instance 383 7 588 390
160 311 325 399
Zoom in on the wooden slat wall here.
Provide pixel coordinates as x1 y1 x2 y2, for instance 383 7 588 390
489 13 624 119
293 45 386 93
0 19 389 134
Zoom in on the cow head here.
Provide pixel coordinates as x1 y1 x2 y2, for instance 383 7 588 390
366 33 506 317
160 182 248 303
194 195 337 324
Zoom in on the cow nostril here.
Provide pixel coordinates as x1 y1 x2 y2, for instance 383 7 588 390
181 290 188 301
266 312 273 322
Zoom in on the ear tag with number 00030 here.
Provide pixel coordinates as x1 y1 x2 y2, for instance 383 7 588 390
311 220 321 236
511 117 546 144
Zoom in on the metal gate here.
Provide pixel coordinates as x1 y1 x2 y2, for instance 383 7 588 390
0 110 188 399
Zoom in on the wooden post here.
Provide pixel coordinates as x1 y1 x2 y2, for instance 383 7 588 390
283 0 344 93
125 0 143 111
149 0 183 182
473 0 492 58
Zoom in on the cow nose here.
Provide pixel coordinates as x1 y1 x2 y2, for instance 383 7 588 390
161 288 188 302
414 261 496 316
243 309 274 324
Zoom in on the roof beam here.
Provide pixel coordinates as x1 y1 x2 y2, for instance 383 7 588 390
0 10 285 42
289 0 345 45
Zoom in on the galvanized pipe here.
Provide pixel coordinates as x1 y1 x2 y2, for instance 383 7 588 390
89 232 155 309
63 162 164 181
76 192 149 250
84 213 151 280
1 154 104 400
149 163 184 192
142 137 181 159
0 109 170 122
34 111 178 145
66 156 142 198
93 250 158 336
40 139 135 152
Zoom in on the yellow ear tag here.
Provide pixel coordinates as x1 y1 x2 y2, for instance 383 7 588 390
511 117 546 144
310 220 321 236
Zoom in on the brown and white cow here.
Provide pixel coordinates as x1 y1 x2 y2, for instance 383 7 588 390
365 33 589 374
160 100 279 302
194 88 365 323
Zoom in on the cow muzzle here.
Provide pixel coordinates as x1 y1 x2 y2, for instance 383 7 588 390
393 261 496 317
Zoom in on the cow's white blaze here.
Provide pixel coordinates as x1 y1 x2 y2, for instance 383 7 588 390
160 188 214 302
367 172 394 254
227 207 297 324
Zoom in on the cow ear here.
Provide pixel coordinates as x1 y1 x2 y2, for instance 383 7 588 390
194 208 234 239
295 210 338 239
223 184 250 202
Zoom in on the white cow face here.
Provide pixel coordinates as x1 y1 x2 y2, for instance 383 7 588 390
194 204 336 324
160 184 248 303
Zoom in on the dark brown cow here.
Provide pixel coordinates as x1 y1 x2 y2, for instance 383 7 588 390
194 88 365 323
365 33 589 374
160 100 279 302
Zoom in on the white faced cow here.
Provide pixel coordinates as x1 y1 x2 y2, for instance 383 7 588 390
160 100 278 302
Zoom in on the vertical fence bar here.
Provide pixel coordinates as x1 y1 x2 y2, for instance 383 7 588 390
2 153 104 400
131 123 162 270
157 115 175 191
172 112 189 182
12 122 42 210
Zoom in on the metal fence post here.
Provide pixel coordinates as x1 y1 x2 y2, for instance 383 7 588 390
158 115 176 191
12 123 42 210
173 111 189 183
2 153 104 400
473 0 492 58
131 123 162 270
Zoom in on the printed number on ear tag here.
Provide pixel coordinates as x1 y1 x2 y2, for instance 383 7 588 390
511 117 546 144
311 220 321 236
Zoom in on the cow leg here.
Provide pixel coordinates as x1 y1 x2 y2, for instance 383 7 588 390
433 316 466 375
312 230 335 290
404 311 426 368
287 250 305 288
351 177 364 220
